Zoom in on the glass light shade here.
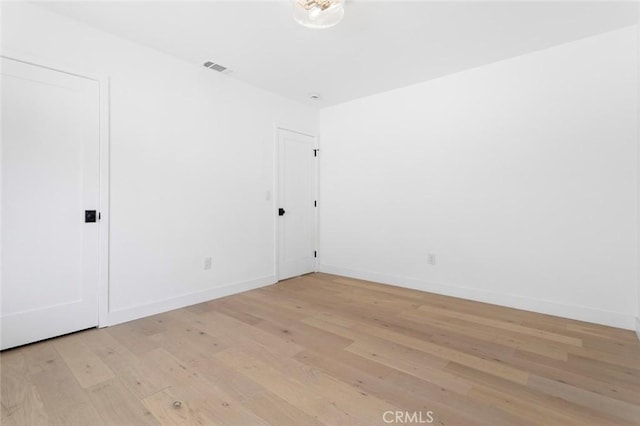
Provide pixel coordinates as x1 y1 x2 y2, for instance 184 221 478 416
293 0 345 29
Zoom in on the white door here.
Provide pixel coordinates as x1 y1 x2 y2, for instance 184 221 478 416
277 129 316 280
1 57 100 350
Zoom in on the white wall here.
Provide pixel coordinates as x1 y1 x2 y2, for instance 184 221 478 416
637 12 640 339
319 27 639 329
1 2 317 324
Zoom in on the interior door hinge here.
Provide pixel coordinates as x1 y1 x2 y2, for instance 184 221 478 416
314 251 317 258
98 212 101 220
313 149 319 157
314 200 317 207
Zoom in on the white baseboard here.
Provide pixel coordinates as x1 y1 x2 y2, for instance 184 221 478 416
318 264 636 330
636 317 640 341
105 275 276 326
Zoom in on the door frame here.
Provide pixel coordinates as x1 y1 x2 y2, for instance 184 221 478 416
273 125 318 281
1 51 111 328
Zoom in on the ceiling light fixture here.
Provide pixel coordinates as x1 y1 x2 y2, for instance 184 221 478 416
293 0 345 29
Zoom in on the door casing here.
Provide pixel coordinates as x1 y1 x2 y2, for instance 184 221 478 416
1 50 111 328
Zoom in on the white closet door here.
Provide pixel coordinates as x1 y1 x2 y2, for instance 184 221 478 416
1 57 100 350
277 128 316 280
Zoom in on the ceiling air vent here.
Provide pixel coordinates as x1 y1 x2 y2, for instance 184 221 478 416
203 61 229 73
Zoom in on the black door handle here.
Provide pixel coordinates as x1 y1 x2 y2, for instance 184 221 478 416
278 208 286 216
85 210 97 223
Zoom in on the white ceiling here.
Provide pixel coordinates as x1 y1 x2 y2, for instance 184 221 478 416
35 1 638 107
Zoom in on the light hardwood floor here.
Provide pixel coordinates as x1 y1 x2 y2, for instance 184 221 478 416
2 273 640 425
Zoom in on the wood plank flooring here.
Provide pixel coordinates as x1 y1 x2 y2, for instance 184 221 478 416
2 273 640 425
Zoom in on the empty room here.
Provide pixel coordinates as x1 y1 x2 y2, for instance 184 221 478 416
1 0 640 424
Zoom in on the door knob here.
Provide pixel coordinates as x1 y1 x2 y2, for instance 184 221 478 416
278 208 286 216
85 210 97 223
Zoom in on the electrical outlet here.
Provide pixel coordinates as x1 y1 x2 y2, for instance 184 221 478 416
428 253 436 266
204 256 212 270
